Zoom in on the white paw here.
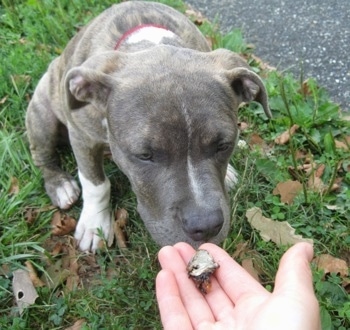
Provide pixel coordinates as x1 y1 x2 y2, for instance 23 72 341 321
74 171 112 252
225 164 238 191
74 207 113 252
56 180 80 209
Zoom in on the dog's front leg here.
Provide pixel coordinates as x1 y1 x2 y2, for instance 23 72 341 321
76 171 112 252
70 135 113 252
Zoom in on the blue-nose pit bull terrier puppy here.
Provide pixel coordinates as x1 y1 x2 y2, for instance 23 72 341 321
26 1 271 252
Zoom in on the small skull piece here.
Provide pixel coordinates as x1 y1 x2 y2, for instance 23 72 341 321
186 249 219 294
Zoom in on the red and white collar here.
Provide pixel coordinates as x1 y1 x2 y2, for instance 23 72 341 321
114 24 175 50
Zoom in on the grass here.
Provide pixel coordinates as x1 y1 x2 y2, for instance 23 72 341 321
0 0 349 329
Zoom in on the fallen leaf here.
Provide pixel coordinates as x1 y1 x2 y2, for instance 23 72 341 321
65 240 79 292
299 78 317 97
238 122 249 131
308 175 326 192
315 164 326 178
232 242 249 259
0 95 8 104
114 208 129 249
246 207 313 246
314 254 349 277
8 177 20 195
335 139 349 151
24 261 45 287
0 264 11 277
12 269 39 315
249 133 264 146
51 242 64 256
24 208 39 225
64 319 86 330
274 124 299 145
185 8 206 25
249 54 276 71
51 211 77 236
42 258 70 288
294 149 308 160
241 258 261 283
273 180 303 205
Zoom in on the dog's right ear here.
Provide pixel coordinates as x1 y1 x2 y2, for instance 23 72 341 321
65 67 114 110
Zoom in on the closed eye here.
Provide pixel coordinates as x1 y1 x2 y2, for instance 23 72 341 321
217 142 231 153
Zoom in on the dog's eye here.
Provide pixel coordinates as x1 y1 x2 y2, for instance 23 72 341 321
137 152 153 162
217 142 231 153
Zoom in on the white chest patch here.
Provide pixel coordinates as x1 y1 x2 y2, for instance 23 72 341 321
125 26 176 45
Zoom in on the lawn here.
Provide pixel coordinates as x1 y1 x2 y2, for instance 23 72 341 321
0 0 349 329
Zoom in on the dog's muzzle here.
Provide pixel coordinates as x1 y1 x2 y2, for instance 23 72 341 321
180 208 224 241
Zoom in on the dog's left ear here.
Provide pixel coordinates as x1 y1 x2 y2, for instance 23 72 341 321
210 48 272 118
65 67 114 110
227 67 272 118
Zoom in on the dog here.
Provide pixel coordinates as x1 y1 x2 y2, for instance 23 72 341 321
26 1 271 252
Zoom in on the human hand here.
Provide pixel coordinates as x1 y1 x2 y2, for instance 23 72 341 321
156 242 320 330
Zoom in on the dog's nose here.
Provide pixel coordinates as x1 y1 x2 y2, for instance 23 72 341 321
182 209 224 242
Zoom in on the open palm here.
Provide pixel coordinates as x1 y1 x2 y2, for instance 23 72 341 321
156 242 320 330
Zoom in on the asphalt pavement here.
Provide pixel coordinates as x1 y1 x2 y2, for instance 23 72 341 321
186 0 349 111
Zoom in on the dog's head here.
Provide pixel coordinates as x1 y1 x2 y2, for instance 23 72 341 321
65 45 271 247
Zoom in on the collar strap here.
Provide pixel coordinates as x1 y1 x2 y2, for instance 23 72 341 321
114 24 170 50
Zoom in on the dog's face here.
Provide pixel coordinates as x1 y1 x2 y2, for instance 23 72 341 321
66 46 270 246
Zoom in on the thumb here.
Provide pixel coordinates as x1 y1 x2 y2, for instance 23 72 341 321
274 243 320 329
274 242 314 295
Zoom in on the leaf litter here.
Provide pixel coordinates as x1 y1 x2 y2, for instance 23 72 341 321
11 208 131 317
246 206 313 246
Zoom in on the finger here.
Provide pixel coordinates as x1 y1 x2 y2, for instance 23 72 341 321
158 245 216 325
174 243 236 320
274 242 315 295
196 243 268 303
156 269 193 330
273 243 321 328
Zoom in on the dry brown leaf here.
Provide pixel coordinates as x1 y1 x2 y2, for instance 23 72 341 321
273 180 303 205
315 164 326 178
231 242 249 259
299 78 317 97
242 258 261 283
238 122 249 131
314 254 349 277
308 175 326 192
24 208 40 225
114 208 129 249
274 124 299 145
0 95 8 104
335 139 349 150
64 319 86 330
8 177 20 195
246 207 313 246
0 264 11 277
294 149 308 160
249 54 276 71
249 133 264 146
185 8 206 25
65 241 79 292
25 205 56 226
51 211 77 236
24 261 45 287
51 242 64 256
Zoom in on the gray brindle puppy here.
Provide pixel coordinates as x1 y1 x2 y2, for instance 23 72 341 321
26 1 271 251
